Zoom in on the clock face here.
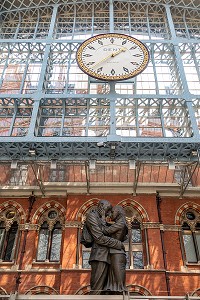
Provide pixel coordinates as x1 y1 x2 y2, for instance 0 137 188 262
76 33 149 81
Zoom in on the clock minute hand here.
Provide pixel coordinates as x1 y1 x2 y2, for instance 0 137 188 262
92 47 127 68
92 52 115 68
111 47 126 57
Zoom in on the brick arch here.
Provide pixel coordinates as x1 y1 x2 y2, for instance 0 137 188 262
175 202 200 225
76 198 101 221
75 285 91 295
32 201 66 224
117 199 149 222
0 200 26 224
25 285 59 295
127 284 152 295
0 287 7 295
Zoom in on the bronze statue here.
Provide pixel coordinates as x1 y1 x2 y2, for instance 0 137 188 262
85 200 125 294
83 200 127 295
103 205 128 294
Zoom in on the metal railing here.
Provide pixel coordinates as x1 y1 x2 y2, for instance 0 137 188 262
0 294 199 300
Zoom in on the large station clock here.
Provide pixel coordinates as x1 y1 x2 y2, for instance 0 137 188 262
76 33 149 81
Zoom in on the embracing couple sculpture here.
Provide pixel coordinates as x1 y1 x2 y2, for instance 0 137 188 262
81 199 128 295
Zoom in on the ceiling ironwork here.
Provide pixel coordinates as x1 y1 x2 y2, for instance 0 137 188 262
0 0 200 163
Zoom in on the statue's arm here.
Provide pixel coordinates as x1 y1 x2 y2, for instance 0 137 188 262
86 213 122 250
103 220 124 235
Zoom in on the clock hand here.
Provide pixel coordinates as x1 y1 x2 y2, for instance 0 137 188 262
92 52 116 68
111 47 126 57
92 47 127 68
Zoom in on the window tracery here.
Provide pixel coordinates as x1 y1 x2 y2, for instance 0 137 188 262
181 209 200 263
124 207 145 269
36 207 64 262
0 207 20 262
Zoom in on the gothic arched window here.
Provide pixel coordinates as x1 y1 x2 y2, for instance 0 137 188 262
37 220 62 262
0 220 18 261
35 207 64 263
125 218 144 269
181 210 200 263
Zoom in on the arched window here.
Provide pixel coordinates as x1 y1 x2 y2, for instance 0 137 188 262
37 221 62 262
0 220 18 261
181 210 200 263
125 218 144 269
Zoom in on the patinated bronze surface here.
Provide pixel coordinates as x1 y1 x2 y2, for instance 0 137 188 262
82 200 127 295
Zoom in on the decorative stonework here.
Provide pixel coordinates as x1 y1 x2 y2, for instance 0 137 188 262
76 198 100 221
144 223 160 229
144 223 181 231
32 201 66 230
163 224 182 231
175 202 200 225
0 201 26 230
65 221 81 228
19 224 39 231
127 284 152 295
25 285 59 295
0 200 26 230
118 199 149 222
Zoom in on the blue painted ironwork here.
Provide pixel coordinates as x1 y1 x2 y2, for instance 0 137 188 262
0 0 200 162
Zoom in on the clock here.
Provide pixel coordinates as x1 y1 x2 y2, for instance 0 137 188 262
76 33 149 81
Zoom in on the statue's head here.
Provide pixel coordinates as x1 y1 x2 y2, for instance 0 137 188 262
112 205 125 221
97 199 112 217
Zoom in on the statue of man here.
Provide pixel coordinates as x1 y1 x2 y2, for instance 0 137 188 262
85 200 125 295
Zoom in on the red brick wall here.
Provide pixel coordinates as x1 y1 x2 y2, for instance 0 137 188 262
0 194 199 295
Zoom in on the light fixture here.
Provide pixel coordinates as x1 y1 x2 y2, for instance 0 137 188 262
168 161 175 170
129 160 136 170
11 160 18 169
110 143 116 159
29 148 36 156
89 160 96 170
50 160 57 169
97 141 105 147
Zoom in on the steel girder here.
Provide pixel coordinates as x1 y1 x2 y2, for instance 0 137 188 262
0 140 198 162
